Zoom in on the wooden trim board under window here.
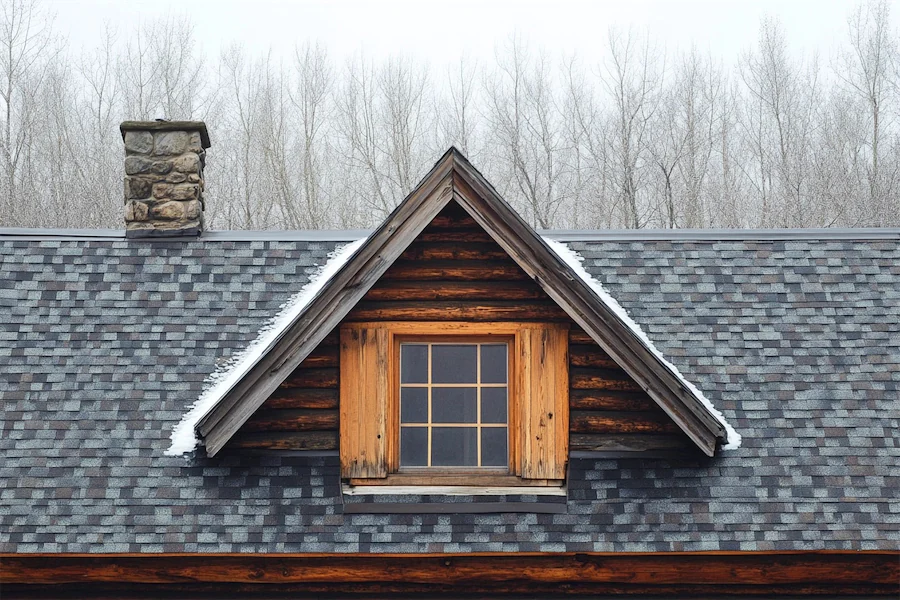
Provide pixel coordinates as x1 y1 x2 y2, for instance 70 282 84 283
340 321 569 485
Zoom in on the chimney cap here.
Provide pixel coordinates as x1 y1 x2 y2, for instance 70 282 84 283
120 120 211 149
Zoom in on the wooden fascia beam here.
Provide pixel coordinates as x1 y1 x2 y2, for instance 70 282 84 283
3 551 897 596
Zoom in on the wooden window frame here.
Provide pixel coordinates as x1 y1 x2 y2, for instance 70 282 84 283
342 321 569 488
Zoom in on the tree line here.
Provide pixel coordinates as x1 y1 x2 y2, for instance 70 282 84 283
1 0 898 231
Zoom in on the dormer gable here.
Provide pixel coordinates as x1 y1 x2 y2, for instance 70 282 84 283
189 148 732 463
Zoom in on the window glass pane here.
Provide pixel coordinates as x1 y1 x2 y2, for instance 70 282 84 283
400 387 428 423
400 427 428 467
481 428 508 467
431 344 476 383
432 387 476 423
431 427 478 466
480 344 507 384
400 344 428 384
481 387 507 424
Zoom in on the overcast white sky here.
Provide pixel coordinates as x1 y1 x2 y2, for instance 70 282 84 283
45 0 899 68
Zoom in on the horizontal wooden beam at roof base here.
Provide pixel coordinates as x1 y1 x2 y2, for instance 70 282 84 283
195 148 729 458
3 552 897 597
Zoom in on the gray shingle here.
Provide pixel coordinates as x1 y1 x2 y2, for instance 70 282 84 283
0 235 898 553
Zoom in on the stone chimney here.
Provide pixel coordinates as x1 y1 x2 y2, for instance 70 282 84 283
120 121 211 238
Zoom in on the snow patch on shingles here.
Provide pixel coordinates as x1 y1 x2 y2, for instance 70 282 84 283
542 237 742 450
165 238 367 457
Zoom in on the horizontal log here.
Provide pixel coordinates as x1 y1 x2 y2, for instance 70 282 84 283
400 242 510 261
381 260 528 281
3 552 897 593
280 368 338 389
425 213 480 229
346 301 570 322
241 409 338 432
571 433 697 452
263 388 338 410
569 344 620 369
412 230 497 244
294 350 338 368
228 430 337 451
363 280 550 302
570 368 643 392
6 581 897 598
569 390 659 412
569 329 596 344
570 410 680 434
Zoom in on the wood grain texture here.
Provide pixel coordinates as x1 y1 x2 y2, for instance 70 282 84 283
228 431 337 451
280 368 338 389
346 300 569 322
4 552 897 597
570 411 680 434
570 433 693 452
399 241 510 261
380 260 529 281
239 409 338 432
518 325 569 480
363 280 548 301
569 344 621 369
569 389 659 412
339 327 389 478
262 388 338 410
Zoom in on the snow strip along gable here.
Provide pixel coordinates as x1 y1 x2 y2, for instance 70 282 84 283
543 237 742 450
165 238 367 456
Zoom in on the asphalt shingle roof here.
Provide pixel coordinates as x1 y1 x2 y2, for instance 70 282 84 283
1 233 898 552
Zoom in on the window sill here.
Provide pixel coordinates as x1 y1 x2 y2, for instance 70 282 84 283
342 483 567 496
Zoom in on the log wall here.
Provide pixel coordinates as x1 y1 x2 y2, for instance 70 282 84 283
232 201 689 454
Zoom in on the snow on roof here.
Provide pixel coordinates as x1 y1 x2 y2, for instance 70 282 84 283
542 237 742 450
165 237 367 456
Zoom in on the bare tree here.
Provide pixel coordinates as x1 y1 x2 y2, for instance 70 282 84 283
0 0 58 226
740 17 822 227
598 27 662 228
835 0 899 225
289 42 333 228
437 55 480 159
0 1 898 231
335 53 431 219
485 35 571 228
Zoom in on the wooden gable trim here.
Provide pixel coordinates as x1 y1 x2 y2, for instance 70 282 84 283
3 552 897 597
197 147 725 457
197 153 458 456
448 165 726 455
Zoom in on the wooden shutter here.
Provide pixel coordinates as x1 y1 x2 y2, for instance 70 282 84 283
517 324 569 479
339 326 389 478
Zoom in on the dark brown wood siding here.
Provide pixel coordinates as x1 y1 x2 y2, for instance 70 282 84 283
229 332 340 451
232 201 687 453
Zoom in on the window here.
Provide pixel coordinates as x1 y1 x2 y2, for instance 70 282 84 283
399 342 509 469
340 322 569 486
